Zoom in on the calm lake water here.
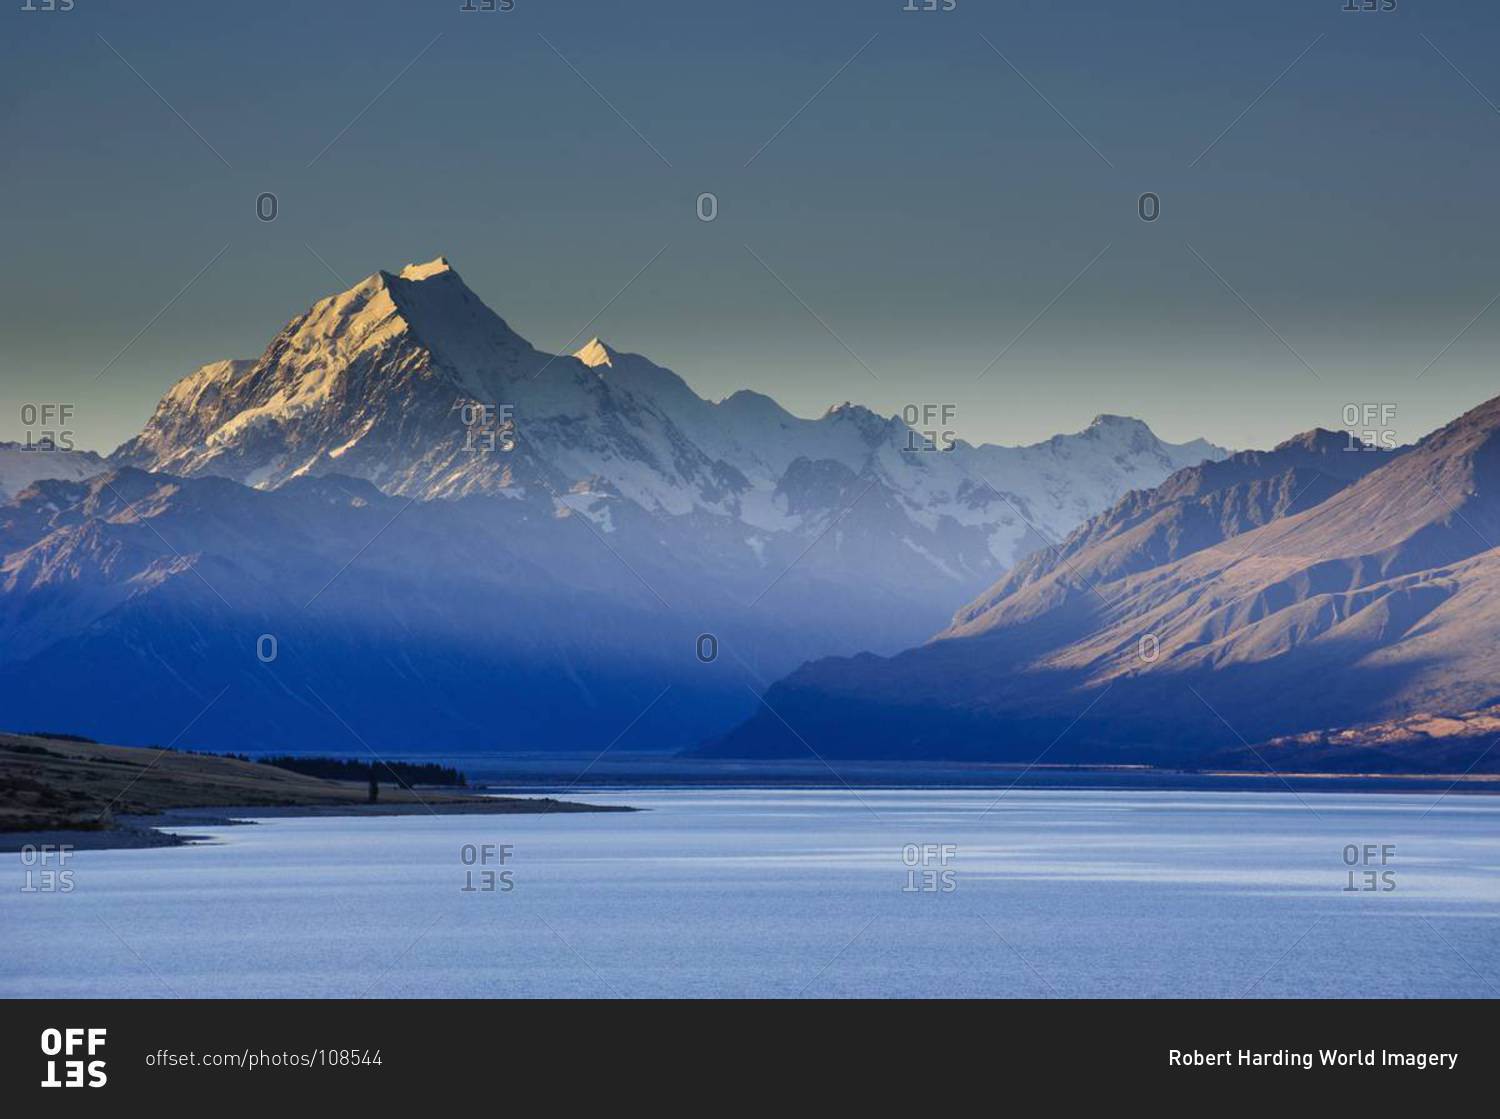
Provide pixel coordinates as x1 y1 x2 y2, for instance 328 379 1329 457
5 788 1498 998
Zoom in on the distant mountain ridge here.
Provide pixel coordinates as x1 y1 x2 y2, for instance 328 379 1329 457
0 442 105 502
704 397 1500 770
946 428 1395 639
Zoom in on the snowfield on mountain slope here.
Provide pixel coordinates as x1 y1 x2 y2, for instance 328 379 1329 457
0 443 106 502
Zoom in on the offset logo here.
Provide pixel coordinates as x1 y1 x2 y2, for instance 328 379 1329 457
40 1028 107 1088
19 843 74 893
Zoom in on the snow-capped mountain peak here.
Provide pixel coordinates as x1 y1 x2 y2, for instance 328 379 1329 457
574 337 616 368
107 254 1227 588
399 255 455 281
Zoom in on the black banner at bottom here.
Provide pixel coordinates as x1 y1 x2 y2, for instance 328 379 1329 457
0 997 1484 1106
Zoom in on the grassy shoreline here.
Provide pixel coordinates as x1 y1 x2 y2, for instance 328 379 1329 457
0 732 631 851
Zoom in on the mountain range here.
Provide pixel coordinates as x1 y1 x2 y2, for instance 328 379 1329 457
109 258 1221 585
0 257 1224 751
706 397 1500 771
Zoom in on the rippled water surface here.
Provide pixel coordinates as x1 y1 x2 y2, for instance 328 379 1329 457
5 788 1497 997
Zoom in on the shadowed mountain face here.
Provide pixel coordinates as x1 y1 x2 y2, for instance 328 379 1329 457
0 466 959 750
703 399 1500 767
0 258 1224 752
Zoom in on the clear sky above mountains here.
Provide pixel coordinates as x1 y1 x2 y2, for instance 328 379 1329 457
4 0 1500 454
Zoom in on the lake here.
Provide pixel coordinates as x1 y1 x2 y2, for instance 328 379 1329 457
4 788 1497 998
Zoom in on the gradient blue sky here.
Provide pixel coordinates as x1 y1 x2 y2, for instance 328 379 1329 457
4 0 1500 454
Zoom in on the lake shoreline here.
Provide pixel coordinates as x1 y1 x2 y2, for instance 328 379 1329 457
0 797 636 853
0 731 635 853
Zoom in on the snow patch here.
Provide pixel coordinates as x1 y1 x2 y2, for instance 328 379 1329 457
399 256 454 281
